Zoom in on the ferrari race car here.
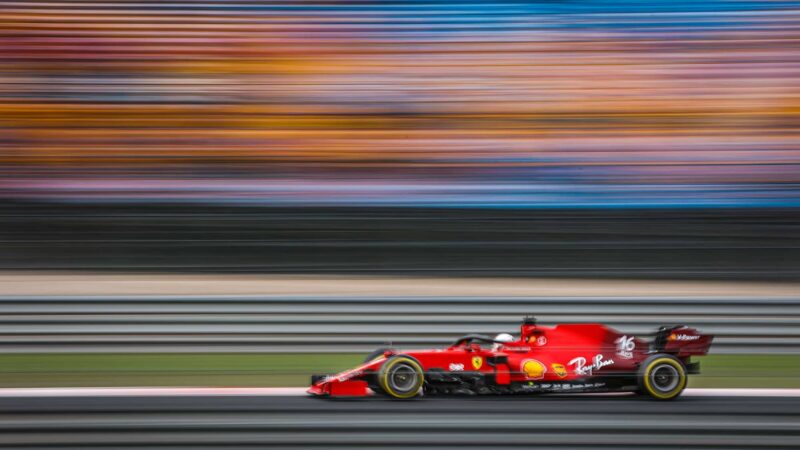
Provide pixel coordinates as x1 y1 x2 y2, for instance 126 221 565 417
308 316 712 400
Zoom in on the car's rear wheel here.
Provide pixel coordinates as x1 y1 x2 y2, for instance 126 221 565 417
378 355 424 399
638 354 687 400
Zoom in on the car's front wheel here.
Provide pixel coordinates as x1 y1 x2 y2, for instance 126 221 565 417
363 348 390 395
378 355 424 399
638 354 687 400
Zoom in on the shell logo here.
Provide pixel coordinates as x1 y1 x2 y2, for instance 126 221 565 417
521 359 547 380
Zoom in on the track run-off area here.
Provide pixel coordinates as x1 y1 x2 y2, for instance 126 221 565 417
0 389 797 449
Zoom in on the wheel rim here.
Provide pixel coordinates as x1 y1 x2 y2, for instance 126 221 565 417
388 363 418 393
650 364 679 392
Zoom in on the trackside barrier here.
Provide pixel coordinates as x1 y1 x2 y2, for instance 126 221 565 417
0 296 796 353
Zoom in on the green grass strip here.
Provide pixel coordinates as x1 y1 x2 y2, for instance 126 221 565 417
0 353 794 388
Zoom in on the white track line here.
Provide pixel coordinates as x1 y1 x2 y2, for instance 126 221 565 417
0 387 308 397
0 387 797 398
683 388 800 397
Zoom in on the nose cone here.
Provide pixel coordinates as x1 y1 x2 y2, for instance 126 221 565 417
307 373 331 396
307 383 327 396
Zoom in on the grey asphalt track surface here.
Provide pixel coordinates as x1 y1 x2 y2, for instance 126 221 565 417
0 394 798 449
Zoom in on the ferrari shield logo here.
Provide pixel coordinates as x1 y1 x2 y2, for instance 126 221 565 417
551 363 567 378
471 356 483 370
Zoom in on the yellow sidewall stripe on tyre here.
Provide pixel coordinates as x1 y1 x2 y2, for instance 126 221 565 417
643 357 687 399
379 357 424 399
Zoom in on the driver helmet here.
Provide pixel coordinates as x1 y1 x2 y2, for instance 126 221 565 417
492 332 515 350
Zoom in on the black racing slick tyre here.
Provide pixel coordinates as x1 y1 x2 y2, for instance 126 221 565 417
638 354 688 400
378 355 424 399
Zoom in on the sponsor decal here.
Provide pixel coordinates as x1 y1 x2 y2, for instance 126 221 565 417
615 335 635 359
448 363 464 372
335 369 363 382
472 356 483 370
527 335 547 346
521 359 547 380
568 354 615 376
551 363 567 378
669 333 701 341
519 381 607 393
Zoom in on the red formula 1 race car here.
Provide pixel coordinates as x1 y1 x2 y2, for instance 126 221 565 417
308 316 712 400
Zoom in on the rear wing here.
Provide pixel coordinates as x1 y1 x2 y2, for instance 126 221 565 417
652 325 713 357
